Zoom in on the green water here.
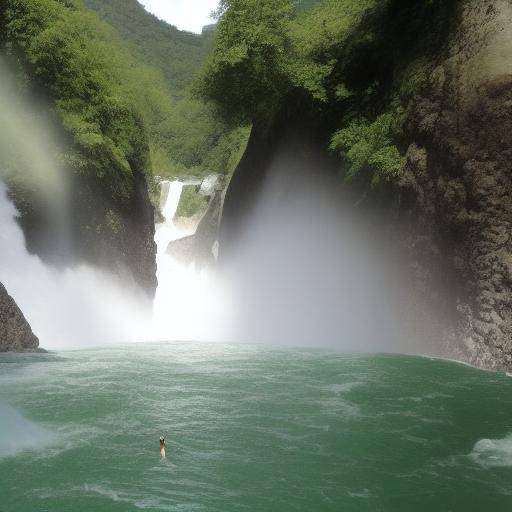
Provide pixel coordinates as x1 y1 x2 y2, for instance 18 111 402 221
1 342 512 511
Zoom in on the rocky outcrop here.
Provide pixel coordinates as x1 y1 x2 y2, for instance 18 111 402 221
0 282 39 352
401 0 512 369
167 234 195 264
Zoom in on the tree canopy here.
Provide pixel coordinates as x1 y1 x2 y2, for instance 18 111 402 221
197 0 455 185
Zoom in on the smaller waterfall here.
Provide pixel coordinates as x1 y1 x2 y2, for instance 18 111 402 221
152 180 228 341
154 181 186 257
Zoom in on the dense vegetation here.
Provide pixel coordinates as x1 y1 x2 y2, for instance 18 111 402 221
83 0 212 92
1 0 251 230
198 0 455 186
0 0 163 284
1 0 154 217
82 0 250 182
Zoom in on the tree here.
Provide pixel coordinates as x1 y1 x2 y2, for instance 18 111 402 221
196 0 295 125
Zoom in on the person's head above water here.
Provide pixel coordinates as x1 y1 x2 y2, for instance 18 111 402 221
160 436 165 444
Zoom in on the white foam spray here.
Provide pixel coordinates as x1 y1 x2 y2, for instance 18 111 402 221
218 146 436 354
152 180 229 342
0 182 150 350
0 403 55 459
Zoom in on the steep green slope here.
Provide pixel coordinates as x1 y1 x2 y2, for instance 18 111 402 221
82 0 212 92
1 0 158 293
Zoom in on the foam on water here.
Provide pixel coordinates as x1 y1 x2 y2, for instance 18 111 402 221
470 434 512 468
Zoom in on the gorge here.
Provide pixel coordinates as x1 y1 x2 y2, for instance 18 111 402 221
2 1 512 510
0 0 511 370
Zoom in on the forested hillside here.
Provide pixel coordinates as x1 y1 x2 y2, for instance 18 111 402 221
82 0 212 92
83 0 249 180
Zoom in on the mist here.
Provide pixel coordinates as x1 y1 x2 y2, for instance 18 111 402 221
219 145 435 355
0 59 151 350
0 57 436 354
152 181 231 343
0 182 151 349
0 56 68 217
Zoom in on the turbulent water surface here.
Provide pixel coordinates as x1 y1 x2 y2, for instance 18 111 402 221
1 342 512 511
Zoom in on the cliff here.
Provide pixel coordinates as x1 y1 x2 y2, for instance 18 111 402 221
400 0 512 369
216 0 512 369
0 282 39 352
1 0 158 297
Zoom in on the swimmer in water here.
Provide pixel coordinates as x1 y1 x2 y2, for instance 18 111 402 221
159 436 166 459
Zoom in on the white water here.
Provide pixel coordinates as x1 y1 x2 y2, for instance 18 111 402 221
0 175 228 349
0 183 150 349
470 434 512 468
152 181 228 342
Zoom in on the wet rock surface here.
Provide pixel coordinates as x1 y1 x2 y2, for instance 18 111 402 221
0 282 39 352
401 0 512 369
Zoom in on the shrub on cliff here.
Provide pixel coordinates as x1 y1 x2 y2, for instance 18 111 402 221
176 187 208 218
197 0 456 185
330 110 405 185
195 0 296 125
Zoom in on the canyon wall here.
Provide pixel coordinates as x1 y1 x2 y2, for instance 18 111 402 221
400 0 512 369
219 0 512 369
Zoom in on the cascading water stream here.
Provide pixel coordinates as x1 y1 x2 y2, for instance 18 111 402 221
0 173 228 349
0 183 150 349
152 180 228 341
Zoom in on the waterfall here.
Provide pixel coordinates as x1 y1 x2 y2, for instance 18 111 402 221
154 181 186 256
0 175 228 349
0 182 150 349
152 180 228 341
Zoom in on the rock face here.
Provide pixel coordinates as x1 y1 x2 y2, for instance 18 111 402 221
0 282 39 352
167 234 196 264
219 0 512 369
401 0 512 369
8 123 158 299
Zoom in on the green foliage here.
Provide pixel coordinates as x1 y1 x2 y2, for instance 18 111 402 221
82 0 250 180
203 125 252 178
3 0 154 205
3 0 250 212
196 0 296 124
175 186 208 218
329 111 405 184
197 0 381 118
82 0 212 92
199 0 440 187
295 0 322 10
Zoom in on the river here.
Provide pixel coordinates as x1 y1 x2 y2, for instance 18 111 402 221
1 342 512 511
